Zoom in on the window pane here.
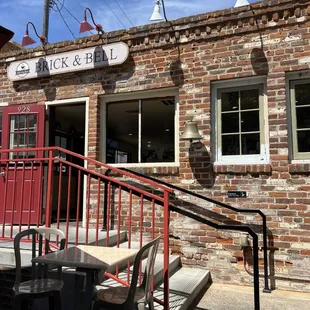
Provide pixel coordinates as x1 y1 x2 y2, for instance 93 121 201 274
28 115 37 131
141 97 175 163
297 131 310 153
221 92 239 112
241 134 260 154
240 89 259 110
106 101 139 163
296 106 310 129
19 115 27 130
222 112 239 133
28 133 36 148
222 135 239 155
241 111 259 132
295 83 310 106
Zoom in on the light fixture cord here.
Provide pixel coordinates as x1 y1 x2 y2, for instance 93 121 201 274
161 0 169 22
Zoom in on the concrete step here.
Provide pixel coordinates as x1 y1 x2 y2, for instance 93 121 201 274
153 267 210 310
96 247 210 310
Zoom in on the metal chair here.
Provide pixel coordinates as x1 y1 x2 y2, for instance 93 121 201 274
92 236 161 310
13 227 66 310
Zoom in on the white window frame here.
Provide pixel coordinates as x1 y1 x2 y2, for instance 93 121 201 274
212 77 269 165
100 88 179 168
289 78 310 160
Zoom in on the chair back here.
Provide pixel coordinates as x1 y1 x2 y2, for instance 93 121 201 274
14 227 66 286
126 236 160 307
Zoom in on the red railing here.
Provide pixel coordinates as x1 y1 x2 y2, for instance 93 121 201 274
0 147 173 309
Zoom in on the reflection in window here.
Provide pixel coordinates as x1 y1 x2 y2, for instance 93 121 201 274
220 88 260 156
106 97 175 164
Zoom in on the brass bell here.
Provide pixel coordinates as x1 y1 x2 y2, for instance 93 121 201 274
180 120 203 141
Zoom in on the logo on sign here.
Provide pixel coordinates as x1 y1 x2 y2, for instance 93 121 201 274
15 62 30 78
7 42 129 81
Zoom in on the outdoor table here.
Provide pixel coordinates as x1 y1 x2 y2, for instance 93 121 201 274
32 245 139 310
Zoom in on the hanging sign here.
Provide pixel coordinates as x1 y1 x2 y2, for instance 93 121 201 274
7 42 129 81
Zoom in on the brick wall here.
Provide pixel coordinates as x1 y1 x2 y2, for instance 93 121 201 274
1 0 310 291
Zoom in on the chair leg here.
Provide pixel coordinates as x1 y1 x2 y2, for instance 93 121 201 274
49 295 55 310
12 295 22 310
148 298 155 310
92 300 101 310
54 291 62 310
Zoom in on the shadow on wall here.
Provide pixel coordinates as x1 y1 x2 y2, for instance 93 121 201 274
188 141 215 189
100 53 135 95
250 47 269 75
169 58 184 87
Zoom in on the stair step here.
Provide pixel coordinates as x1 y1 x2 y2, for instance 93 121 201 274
153 267 210 310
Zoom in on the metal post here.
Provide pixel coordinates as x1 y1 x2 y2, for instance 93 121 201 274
252 233 260 310
45 149 54 227
163 190 170 310
42 0 51 41
262 216 271 292
102 169 111 231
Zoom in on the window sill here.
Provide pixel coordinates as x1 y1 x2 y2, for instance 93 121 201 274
289 163 310 174
101 163 180 176
214 163 272 174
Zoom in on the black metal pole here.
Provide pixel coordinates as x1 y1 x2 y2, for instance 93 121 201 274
252 233 260 310
262 216 271 292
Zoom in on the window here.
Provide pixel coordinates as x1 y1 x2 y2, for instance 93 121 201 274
214 81 268 164
290 80 310 159
9 114 37 159
104 94 177 166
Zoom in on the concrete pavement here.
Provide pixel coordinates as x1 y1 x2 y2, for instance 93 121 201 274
196 283 310 310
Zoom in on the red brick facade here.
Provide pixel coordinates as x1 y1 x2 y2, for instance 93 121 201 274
1 0 310 291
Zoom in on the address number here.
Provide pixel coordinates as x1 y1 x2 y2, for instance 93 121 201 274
17 105 31 113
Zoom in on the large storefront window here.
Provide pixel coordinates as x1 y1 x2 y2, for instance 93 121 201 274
214 82 268 164
106 96 175 164
290 80 310 159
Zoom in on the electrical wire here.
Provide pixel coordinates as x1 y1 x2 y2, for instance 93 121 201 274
75 0 85 10
56 0 81 24
113 0 135 27
50 0 64 12
54 1 76 39
56 0 94 35
102 0 128 29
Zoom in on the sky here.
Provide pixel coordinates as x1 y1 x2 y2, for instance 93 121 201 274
0 0 257 47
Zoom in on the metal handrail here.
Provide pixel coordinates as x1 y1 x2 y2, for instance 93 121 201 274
0 147 173 193
121 167 271 293
170 204 260 310
0 147 172 310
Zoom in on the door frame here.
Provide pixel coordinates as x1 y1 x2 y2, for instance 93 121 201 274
45 97 89 227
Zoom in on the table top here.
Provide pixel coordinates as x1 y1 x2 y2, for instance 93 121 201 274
32 245 139 270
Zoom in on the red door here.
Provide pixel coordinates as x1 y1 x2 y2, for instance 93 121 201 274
0 104 45 224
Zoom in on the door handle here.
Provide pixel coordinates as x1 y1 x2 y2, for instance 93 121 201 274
0 172 5 177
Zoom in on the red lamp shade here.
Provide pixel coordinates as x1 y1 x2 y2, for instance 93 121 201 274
79 20 94 33
22 33 36 47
